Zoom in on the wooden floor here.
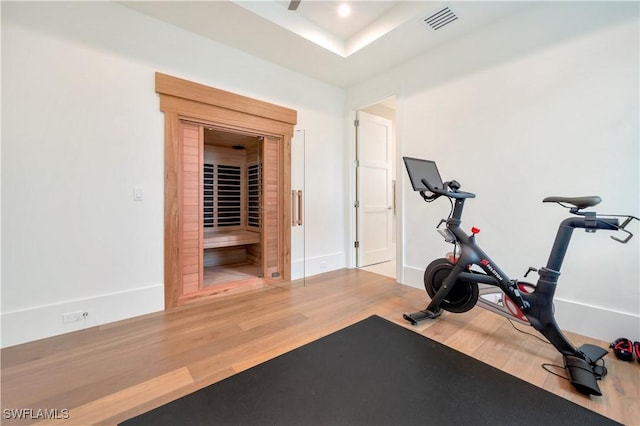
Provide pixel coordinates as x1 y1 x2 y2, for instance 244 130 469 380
1 269 637 425
203 262 261 287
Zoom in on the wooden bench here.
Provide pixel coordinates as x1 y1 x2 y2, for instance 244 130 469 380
203 229 261 249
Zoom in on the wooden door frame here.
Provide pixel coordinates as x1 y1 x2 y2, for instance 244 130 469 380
156 73 297 309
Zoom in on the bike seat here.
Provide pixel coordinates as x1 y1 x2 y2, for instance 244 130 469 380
543 196 601 210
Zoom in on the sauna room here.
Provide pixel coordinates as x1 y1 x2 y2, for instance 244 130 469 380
178 120 280 302
160 74 294 307
201 127 263 289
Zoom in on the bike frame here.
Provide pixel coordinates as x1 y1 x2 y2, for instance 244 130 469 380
402 156 639 395
425 196 619 358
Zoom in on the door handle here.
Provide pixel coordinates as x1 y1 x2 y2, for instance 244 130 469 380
298 190 303 226
292 190 303 226
292 190 298 226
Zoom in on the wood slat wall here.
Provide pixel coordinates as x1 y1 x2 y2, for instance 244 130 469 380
246 141 262 268
263 136 280 278
247 163 261 229
180 122 203 295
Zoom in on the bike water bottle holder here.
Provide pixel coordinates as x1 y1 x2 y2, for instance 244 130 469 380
436 218 457 243
611 215 639 244
437 228 456 243
579 212 638 243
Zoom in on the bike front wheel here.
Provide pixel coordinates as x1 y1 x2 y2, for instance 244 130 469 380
424 258 479 313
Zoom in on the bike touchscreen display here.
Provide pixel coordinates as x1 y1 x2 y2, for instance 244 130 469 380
403 157 444 192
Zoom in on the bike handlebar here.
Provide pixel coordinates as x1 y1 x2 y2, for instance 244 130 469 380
420 178 476 200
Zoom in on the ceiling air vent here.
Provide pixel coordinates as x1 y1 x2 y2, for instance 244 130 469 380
424 7 458 31
288 0 301 11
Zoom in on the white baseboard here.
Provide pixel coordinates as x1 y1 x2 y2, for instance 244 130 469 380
553 298 639 342
402 265 424 289
6 266 632 347
2 253 346 347
292 252 345 279
1 284 163 348
401 265 639 342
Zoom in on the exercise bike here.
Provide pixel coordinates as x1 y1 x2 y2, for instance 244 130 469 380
402 157 638 396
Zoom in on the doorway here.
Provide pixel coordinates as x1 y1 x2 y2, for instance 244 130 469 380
201 125 264 288
355 97 397 279
156 73 297 308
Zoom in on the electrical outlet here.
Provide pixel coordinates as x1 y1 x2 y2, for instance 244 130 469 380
62 311 87 324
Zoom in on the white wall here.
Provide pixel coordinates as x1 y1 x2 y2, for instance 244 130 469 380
2 1 638 348
1 1 346 347
348 2 639 341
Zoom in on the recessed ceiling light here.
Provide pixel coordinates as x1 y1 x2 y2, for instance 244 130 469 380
338 3 351 18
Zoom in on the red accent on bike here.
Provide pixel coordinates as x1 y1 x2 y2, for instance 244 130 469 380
480 259 489 266
471 227 480 234
518 283 535 294
505 298 529 323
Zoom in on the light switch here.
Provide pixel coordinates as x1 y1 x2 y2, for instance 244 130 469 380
134 187 144 201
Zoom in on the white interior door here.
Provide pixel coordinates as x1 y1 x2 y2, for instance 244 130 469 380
356 111 393 267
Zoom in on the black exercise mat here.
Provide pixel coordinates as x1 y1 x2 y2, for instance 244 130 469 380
121 315 619 425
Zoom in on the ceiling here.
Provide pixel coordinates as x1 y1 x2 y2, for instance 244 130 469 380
121 1 530 88
204 127 260 149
